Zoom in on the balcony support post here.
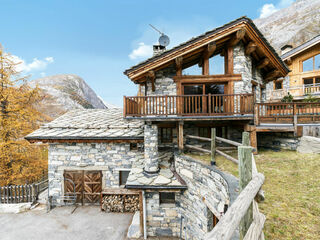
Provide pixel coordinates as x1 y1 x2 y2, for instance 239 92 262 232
178 121 184 152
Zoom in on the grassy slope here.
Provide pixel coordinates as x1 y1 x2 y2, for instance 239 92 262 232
187 150 320 239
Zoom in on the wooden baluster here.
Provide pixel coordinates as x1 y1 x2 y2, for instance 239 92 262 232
0 186 2 204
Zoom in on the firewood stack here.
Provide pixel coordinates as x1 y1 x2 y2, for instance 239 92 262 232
101 194 139 212
124 195 140 212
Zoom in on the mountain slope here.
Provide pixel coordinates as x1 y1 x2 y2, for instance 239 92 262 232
255 0 320 53
29 74 108 119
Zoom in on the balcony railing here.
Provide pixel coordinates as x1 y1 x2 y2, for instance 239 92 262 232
270 83 320 100
124 94 254 117
256 102 320 124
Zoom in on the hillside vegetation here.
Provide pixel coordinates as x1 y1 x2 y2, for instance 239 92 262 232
188 150 320 240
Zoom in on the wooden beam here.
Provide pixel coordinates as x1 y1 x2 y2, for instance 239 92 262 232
211 128 216 165
178 121 184 151
228 28 246 47
285 57 292 65
147 71 155 92
239 146 253 239
174 74 242 83
175 57 183 76
226 46 234 74
202 42 217 75
265 70 280 81
245 41 257 55
204 173 265 240
256 58 270 69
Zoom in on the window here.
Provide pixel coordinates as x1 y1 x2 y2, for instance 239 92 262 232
209 54 225 74
304 78 313 85
160 128 173 143
130 143 138 151
302 53 320 72
159 192 175 204
199 127 210 138
275 81 283 90
119 170 130 186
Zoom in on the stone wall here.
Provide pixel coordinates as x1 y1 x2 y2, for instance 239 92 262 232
175 154 238 240
146 191 181 237
233 42 265 102
140 67 177 96
257 132 300 150
48 142 144 204
144 124 159 173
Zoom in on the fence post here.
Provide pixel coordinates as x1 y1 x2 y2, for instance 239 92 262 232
211 128 216 165
238 146 253 239
242 132 250 146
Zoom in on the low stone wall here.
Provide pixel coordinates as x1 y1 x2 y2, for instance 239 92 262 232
48 142 144 204
175 154 238 240
257 132 300 150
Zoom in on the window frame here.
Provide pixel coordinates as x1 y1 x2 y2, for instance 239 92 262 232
159 192 176 205
119 170 130 186
160 127 173 144
302 53 320 72
274 80 283 90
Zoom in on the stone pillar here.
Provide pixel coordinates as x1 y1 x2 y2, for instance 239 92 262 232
144 123 159 173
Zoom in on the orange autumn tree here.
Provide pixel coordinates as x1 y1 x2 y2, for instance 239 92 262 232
0 46 48 185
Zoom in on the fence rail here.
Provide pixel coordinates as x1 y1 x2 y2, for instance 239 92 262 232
0 178 48 204
124 94 254 117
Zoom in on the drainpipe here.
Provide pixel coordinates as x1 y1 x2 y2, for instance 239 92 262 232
142 190 147 239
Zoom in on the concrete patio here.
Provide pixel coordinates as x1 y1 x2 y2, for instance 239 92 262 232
0 205 133 240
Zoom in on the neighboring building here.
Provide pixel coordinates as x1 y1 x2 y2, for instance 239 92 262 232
268 35 320 101
30 17 320 239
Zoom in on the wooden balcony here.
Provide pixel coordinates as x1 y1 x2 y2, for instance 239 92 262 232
270 84 320 100
256 102 320 124
124 94 254 118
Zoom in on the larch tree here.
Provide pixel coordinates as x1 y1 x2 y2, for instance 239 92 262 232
0 46 48 185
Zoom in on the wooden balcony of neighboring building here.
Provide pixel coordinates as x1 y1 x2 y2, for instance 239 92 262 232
269 83 320 101
124 94 254 120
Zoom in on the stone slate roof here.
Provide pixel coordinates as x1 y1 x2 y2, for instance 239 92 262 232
25 108 144 141
124 16 289 76
126 152 187 189
281 34 320 60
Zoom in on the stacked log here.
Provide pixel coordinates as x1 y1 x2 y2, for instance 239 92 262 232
124 195 140 212
102 195 124 212
101 194 140 212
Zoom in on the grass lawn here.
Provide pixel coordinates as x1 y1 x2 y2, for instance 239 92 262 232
187 150 320 240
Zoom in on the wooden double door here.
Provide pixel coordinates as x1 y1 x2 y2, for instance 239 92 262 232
64 170 102 205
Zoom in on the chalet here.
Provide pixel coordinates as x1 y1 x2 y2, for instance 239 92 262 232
26 17 320 239
268 34 320 101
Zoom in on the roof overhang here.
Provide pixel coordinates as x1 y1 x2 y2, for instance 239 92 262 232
282 34 320 61
124 17 289 82
25 136 144 143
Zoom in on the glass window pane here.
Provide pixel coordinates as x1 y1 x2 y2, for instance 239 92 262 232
119 171 130 185
304 78 313 85
315 78 320 84
183 64 202 75
315 54 320 70
275 81 282 89
303 57 313 72
209 54 225 74
184 85 203 95
205 84 224 94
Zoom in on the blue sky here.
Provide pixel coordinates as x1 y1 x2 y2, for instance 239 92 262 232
1 0 294 106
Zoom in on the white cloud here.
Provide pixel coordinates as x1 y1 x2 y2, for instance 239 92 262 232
259 0 294 18
7 54 54 73
129 42 153 60
40 72 46 77
128 16 216 61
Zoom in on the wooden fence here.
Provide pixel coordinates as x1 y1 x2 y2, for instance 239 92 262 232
185 130 266 239
0 178 48 204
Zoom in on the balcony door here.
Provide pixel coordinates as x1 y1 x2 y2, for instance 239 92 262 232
182 83 227 115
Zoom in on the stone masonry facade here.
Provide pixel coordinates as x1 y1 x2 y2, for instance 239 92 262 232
48 142 144 204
